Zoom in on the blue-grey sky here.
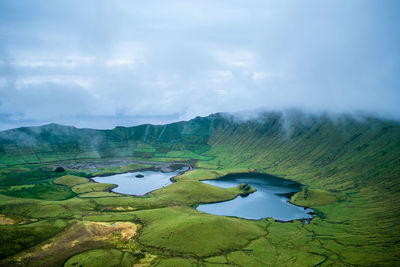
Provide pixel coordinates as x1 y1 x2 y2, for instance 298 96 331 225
0 0 399 130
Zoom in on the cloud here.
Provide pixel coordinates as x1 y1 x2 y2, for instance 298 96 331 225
105 59 135 67
0 0 399 130
15 76 92 89
215 51 254 68
5 56 93 68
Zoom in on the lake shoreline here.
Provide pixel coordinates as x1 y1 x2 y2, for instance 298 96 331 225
196 173 315 222
89 162 192 197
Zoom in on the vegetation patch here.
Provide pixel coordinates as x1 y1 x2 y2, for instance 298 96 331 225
151 180 247 205
0 181 76 200
54 175 89 187
165 150 212 160
0 219 67 260
2 220 140 266
155 257 196 266
78 191 122 198
64 248 138 267
89 162 152 176
0 167 69 187
290 188 338 207
71 182 115 194
134 206 265 257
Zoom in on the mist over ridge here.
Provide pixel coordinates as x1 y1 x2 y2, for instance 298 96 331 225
1 108 398 134
1 109 398 161
0 0 399 130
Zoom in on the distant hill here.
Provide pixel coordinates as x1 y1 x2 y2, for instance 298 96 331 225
0 115 215 165
1 111 399 172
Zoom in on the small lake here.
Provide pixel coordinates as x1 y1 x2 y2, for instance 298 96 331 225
196 174 314 221
92 167 188 195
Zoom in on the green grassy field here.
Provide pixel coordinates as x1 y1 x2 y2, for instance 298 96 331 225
71 182 116 194
0 111 399 266
64 249 139 267
54 175 90 187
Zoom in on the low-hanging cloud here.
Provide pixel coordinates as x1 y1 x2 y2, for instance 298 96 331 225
0 0 399 130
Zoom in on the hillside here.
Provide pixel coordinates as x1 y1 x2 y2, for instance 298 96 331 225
202 112 400 264
0 111 399 265
0 115 214 166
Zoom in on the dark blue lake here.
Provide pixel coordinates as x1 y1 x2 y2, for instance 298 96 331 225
196 174 314 221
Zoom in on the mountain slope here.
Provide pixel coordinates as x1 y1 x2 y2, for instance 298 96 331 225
0 116 214 166
198 112 400 265
0 111 399 265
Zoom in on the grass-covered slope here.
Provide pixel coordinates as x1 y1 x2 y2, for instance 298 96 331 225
196 112 400 265
0 116 214 166
0 111 399 265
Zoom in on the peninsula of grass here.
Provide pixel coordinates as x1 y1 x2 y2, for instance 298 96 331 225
54 175 90 187
71 182 116 194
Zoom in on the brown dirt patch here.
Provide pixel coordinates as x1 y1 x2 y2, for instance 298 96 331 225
3 220 138 266
0 214 15 225
85 221 138 240
115 206 135 211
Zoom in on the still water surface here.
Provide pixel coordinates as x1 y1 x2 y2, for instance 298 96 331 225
92 167 187 195
196 174 314 221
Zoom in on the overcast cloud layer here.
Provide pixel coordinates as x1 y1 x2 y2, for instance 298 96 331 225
0 0 399 130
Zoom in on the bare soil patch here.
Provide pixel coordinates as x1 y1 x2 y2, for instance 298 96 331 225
3 220 138 266
0 214 14 225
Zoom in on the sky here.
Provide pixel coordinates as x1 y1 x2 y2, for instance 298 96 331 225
0 0 399 130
